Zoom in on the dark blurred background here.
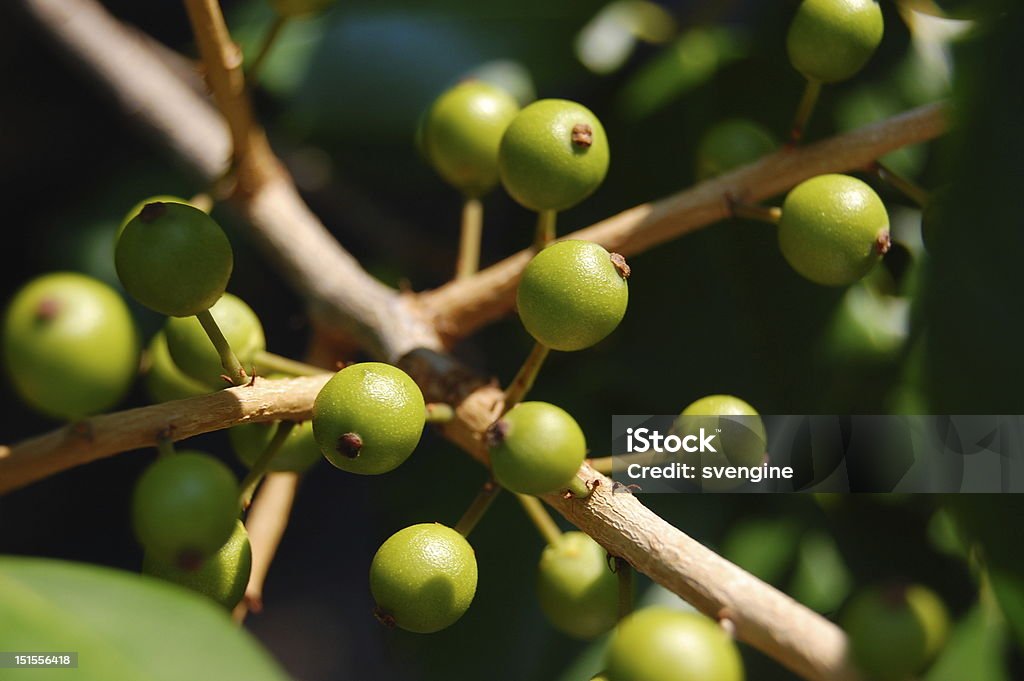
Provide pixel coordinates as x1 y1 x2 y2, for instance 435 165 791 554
2 0 1023 679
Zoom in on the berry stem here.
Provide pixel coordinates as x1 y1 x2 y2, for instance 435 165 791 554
534 210 557 250
425 402 456 423
454 478 502 537
615 557 633 619
789 78 822 145
246 15 288 87
189 192 214 213
565 475 593 499
239 420 296 507
869 160 930 207
515 493 562 545
503 342 550 413
728 198 782 225
253 350 326 377
456 196 484 280
195 308 249 385
588 456 614 475
156 436 176 459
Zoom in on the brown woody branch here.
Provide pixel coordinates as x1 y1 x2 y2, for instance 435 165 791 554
11 0 953 679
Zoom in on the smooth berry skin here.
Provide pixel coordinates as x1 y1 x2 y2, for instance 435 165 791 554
132 451 240 568
499 99 610 212
143 332 211 404
778 174 890 286
312 362 425 474
676 394 767 492
369 523 478 634
844 584 950 681
143 520 252 610
787 0 884 84
2 273 139 420
537 532 619 639
115 202 233 317
163 293 265 389
269 0 336 17
605 608 745 681
489 402 586 495
422 81 520 197
517 241 629 352
230 421 320 473
695 119 776 180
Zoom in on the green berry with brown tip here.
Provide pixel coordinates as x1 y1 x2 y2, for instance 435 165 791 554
132 451 240 569
605 607 745 681
499 99 610 211
144 331 211 404
516 240 629 351
163 293 265 389
422 81 520 197
778 174 890 286
537 531 619 639
787 0 884 84
844 583 950 681
2 272 139 420
487 401 586 495
312 362 425 474
369 523 478 634
143 520 252 610
230 421 320 474
115 202 233 317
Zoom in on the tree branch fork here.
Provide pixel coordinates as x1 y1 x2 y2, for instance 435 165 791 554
7 1 952 679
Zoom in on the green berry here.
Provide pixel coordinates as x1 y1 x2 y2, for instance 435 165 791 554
143 331 211 404
269 0 336 17
2 272 139 420
537 531 619 639
230 421 320 473
487 402 586 495
115 202 233 317
787 0 884 84
778 174 890 286
695 119 776 180
312 362 425 474
369 523 478 633
163 293 265 389
422 81 520 197
844 584 950 681
499 99 610 212
605 607 745 681
516 241 629 352
143 520 252 610
117 195 191 242
132 451 240 568
676 395 766 492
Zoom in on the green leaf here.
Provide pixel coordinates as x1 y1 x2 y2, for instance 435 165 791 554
0 556 291 681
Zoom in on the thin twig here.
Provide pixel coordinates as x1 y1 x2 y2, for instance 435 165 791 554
456 197 484 279
503 342 550 413
516 493 562 546
453 479 502 537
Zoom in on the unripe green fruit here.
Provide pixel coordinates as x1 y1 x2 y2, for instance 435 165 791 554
537 531 619 639
117 195 191 242
844 584 950 681
499 99 610 211
778 174 890 286
132 451 240 568
676 395 766 492
312 362 425 474
422 81 520 197
369 523 478 634
787 0 884 84
115 202 233 317
230 421 320 473
695 119 776 180
2 272 139 420
487 401 586 495
143 520 252 610
163 293 265 389
605 607 745 681
516 241 629 351
269 0 336 18
144 332 211 404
